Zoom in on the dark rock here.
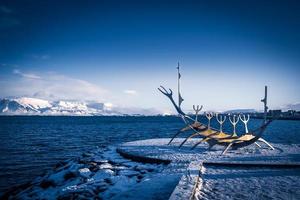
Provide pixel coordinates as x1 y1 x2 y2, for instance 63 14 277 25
104 178 113 185
107 160 116 165
147 168 154 172
40 179 56 189
89 163 99 172
137 174 144 180
64 171 77 180
94 185 108 193
89 161 98 166
78 159 90 164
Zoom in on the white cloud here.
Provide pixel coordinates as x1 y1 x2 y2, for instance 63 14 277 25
13 69 41 79
123 90 137 95
104 102 114 111
3 71 108 102
104 102 114 108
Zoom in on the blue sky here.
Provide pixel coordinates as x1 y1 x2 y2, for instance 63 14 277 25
0 0 299 113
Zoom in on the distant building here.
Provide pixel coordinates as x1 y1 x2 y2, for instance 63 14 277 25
287 110 296 116
268 109 282 117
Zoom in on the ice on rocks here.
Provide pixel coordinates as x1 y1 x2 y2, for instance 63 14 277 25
92 169 114 180
79 168 92 178
92 156 109 164
99 163 113 169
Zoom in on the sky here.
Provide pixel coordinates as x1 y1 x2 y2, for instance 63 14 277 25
0 0 299 113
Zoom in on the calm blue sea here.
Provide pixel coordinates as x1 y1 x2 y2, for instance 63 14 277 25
0 116 300 193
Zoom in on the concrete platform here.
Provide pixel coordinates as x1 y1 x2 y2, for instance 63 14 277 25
117 138 300 200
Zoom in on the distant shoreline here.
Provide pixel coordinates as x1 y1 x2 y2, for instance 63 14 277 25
251 116 300 121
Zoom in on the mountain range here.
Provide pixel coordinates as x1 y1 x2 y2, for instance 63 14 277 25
0 97 159 116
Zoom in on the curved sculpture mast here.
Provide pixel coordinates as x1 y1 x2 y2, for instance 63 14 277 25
261 86 268 124
177 62 184 111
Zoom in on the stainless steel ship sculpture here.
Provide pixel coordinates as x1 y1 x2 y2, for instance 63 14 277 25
158 63 275 154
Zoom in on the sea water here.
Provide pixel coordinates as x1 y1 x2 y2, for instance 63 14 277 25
0 116 299 193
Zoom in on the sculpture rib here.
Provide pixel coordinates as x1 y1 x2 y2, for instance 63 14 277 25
179 129 219 148
205 119 273 153
168 122 207 145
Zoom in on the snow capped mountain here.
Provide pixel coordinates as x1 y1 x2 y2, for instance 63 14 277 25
0 97 116 116
0 97 160 116
15 97 51 110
